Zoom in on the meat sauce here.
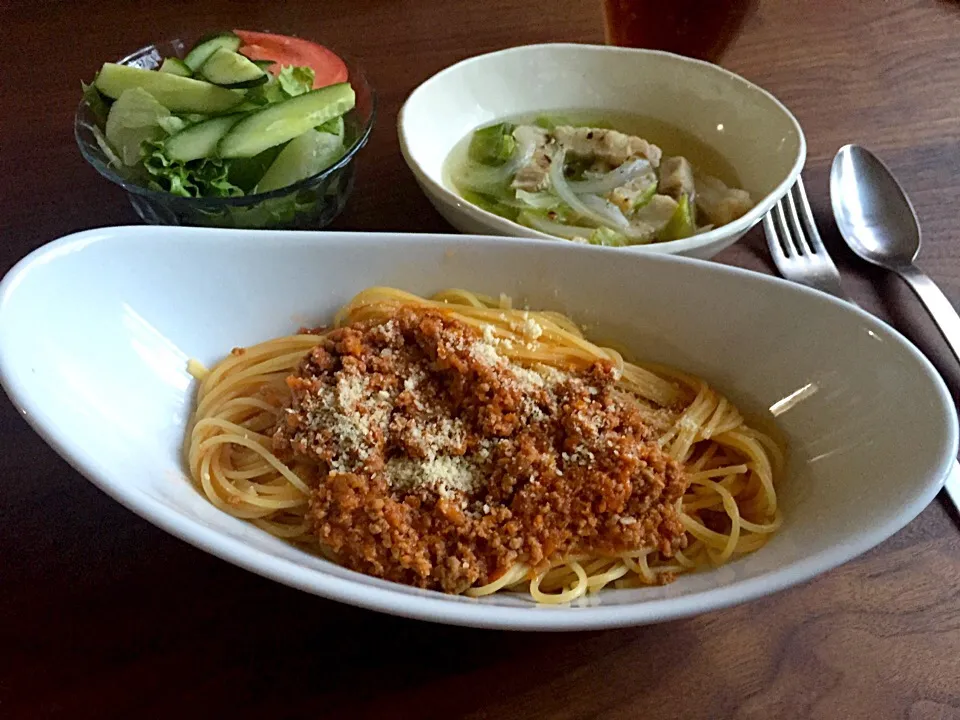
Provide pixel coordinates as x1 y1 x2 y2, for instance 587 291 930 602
273 307 688 593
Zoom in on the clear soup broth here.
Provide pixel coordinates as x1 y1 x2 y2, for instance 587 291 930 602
444 110 753 247
445 110 744 193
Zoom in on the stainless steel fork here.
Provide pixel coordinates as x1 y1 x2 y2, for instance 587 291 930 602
764 177 846 299
763 176 960 512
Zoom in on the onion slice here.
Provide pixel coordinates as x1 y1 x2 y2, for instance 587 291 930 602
549 149 656 241
580 194 629 229
568 158 652 195
550 150 624 229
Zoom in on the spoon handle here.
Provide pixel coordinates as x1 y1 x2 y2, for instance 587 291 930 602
896 266 960 510
897 264 960 367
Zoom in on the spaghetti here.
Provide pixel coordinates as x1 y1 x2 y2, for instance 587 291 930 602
186 287 783 604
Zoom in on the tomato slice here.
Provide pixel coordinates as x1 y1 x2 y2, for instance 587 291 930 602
234 30 348 89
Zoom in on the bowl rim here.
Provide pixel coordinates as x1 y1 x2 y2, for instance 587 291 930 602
75 37 377 206
0 225 954 631
397 42 807 255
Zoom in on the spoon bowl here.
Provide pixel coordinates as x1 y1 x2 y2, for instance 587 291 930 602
830 144 922 268
830 142 960 374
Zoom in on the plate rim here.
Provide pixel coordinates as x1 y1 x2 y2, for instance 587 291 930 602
0 225 954 631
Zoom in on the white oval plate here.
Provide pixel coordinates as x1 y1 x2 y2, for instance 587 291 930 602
0 226 953 630
399 43 805 259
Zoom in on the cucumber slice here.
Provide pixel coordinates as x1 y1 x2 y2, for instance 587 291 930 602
165 114 244 162
159 57 193 77
200 48 268 89
256 128 346 193
95 63 244 113
218 83 355 159
229 101 266 113
184 32 241 72
252 59 276 70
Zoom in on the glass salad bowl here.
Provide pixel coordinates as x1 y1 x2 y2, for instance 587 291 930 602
75 38 376 229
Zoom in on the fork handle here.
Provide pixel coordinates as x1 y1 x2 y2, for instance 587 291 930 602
897 264 960 368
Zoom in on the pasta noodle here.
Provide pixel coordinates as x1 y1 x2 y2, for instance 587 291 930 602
186 287 783 604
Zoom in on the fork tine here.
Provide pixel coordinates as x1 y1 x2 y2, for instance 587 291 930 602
792 176 828 254
763 177 848 301
784 184 814 256
762 211 786 261
772 198 798 257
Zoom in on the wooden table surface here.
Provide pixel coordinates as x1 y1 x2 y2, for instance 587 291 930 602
3 0 960 717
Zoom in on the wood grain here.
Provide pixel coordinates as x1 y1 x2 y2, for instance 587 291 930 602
2 0 960 717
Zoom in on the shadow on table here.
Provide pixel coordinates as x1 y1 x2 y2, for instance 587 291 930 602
0 502 699 718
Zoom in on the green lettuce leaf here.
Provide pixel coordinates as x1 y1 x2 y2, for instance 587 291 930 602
277 65 316 97
142 139 243 198
105 88 171 166
227 145 285 193
468 123 516 166
587 226 629 247
193 181 338 228
515 189 560 210
246 75 287 106
657 193 696 241
316 115 345 138
459 189 519 221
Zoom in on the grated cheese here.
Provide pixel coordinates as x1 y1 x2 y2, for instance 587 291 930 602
470 341 501 367
386 456 480 497
521 317 543 342
283 310 615 504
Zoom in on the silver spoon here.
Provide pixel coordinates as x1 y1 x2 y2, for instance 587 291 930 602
831 144 960 513
830 144 960 367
